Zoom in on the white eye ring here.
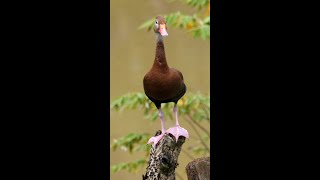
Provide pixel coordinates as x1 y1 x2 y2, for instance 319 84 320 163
155 21 158 24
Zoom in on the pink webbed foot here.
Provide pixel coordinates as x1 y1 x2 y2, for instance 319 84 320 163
166 125 189 142
147 132 166 147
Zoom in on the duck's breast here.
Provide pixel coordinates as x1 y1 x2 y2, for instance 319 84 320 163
143 69 185 101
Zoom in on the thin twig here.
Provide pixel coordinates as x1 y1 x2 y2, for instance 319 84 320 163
185 116 210 152
181 148 195 160
203 106 210 121
187 114 210 136
188 135 200 141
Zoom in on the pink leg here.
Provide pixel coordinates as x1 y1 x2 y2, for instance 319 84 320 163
166 104 189 142
147 108 166 147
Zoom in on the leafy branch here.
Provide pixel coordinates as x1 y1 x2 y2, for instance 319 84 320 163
110 92 210 173
111 0 210 176
110 92 210 123
112 158 148 173
138 1 210 40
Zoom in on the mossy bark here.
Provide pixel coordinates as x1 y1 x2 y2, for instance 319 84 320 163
185 157 210 180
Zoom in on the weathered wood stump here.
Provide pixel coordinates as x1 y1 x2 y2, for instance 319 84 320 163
142 130 186 180
185 157 210 180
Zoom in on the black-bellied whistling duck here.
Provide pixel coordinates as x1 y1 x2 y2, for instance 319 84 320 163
143 16 189 147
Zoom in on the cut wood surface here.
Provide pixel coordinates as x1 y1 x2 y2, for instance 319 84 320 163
185 157 210 180
143 130 186 180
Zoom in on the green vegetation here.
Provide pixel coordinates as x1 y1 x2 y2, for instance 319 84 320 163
110 92 210 173
111 0 210 175
138 0 210 40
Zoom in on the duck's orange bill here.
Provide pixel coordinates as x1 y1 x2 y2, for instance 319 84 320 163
159 24 168 36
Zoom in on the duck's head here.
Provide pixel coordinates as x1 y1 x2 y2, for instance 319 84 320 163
154 16 168 37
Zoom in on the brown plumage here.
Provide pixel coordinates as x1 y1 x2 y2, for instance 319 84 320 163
143 16 189 146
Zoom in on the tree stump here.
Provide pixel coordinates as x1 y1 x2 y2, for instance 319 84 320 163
142 130 186 180
185 157 210 180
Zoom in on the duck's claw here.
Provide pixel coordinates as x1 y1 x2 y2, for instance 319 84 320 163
147 132 166 147
166 125 189 142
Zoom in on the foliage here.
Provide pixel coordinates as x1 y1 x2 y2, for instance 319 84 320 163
111 133 151 154
111 158 148 173
110 92 210 173
138 0 210 40
111 0 210 175
111 92 210 123
175 0 210 10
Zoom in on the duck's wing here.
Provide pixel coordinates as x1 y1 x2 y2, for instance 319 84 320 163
171 68 184 80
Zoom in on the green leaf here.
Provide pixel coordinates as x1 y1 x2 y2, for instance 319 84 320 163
189 146 208 155
138 18 154 31
111 159 148 173
146 111 158 122
203 16 210 24
111 133 150 153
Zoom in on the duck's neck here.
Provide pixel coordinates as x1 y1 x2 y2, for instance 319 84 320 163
152 34 169 71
